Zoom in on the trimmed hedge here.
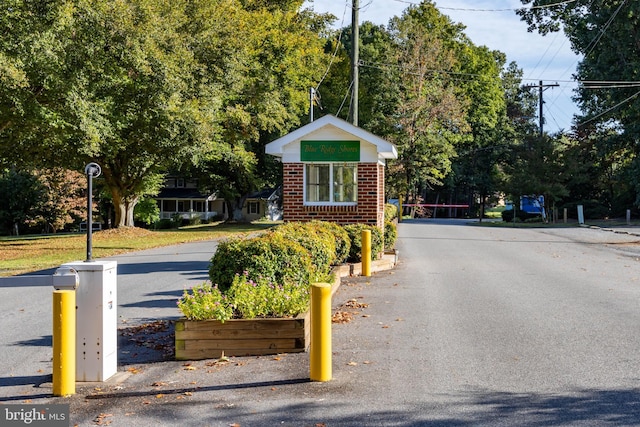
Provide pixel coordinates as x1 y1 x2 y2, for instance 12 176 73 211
384 203 399 222
209 221 386 291
384 220 397 250
343 224 384 262
209 232 313 292
308 220 351 265
269 222 336 278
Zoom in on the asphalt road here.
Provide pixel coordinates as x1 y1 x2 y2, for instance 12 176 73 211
3 220 640 426
0 239 219 399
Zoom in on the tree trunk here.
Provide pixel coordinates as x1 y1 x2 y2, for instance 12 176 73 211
112 191 139 227
227 195 248 222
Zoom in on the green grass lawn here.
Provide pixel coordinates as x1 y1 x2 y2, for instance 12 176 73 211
0 222 277 277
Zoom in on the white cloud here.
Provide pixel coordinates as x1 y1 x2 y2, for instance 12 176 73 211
304 0 581 132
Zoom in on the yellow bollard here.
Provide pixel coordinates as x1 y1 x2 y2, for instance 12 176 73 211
362 229 371 277
53 290 75 396
310 283 332 382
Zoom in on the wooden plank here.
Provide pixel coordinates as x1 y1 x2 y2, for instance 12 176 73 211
176 346 306 360
183 338 302 351
179 315 307 331
176 328 306 340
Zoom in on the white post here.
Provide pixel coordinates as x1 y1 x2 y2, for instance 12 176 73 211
577 205 584 225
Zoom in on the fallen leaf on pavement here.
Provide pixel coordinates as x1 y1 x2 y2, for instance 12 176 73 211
93 413 113 425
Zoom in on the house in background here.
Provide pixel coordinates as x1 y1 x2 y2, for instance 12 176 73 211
244 187 282 222
154 177 282 222
155 176 224 221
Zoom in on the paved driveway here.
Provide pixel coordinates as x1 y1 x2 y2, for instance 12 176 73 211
3 220 640 426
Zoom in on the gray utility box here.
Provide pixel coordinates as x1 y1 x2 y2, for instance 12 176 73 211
62 260 117 382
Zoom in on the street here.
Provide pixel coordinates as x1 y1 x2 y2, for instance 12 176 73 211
0 239 218 399
2 220 640 425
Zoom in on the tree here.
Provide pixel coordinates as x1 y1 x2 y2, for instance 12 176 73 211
518 0 640 211
1 0 331 227
517 1 640 134
0 169 44 235
503 133 569 218
37 168 86 233
187 0 331 220
1 0 223 226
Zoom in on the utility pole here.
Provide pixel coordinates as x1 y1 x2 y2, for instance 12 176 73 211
349 0 359 126
310 87 315 123
525 80 559 136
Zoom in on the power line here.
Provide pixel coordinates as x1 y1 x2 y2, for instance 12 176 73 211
577 89 640 128
391 0 577 12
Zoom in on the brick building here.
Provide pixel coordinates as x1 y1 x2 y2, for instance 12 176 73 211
266 115 397 228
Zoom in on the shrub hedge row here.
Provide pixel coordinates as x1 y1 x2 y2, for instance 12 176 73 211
209 220 396 290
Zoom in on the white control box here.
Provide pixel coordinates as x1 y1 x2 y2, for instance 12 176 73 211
62 260 117 382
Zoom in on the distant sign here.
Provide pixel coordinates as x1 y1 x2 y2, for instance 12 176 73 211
300 140 360 162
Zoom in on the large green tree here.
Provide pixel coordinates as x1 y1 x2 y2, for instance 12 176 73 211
1 0 331 226
187 0 331 220
518 0 640 208
1 0 222 226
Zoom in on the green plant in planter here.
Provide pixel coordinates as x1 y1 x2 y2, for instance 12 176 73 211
177 274 311 321
177 283 233 321
228 273 310 319
307 221 351 265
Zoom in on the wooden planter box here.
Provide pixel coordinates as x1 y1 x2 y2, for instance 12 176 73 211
175 311 310 360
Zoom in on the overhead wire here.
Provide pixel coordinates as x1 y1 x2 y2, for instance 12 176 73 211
577 89 640 127
391 0 577 12
314 0 633 127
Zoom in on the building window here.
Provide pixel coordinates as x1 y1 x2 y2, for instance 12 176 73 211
304 163 357 205
247 201 260 215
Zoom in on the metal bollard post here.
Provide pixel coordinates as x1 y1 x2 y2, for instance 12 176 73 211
310 283 332 382
52 266 79 396
362 229 371 277
53 290 76 396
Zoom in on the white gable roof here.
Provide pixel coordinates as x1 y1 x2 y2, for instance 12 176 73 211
265 115 397 162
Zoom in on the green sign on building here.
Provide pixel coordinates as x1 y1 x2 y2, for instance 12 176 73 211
300 140 360 162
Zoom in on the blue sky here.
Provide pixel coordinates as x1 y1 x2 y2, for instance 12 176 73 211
304 0 581 133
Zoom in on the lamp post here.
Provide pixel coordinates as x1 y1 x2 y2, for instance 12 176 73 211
84 163 101 262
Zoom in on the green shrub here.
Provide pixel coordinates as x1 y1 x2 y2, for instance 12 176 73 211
177 275 310 321
384 203 399 222
502 209 543 222
209 233 312 292
307 221 351 265
134 197 160 225
343 224 383 262
384 220 397 250
177 283 234 321
270 222 335 277
228 273 310 319
154 218 174 229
